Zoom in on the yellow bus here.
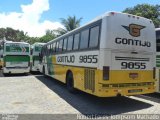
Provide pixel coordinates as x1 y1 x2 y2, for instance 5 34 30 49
155 28 160 93
40 12 156 97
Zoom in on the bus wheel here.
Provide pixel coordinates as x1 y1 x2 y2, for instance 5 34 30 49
43 66 45 75
3 73 8 77
66 72 76 93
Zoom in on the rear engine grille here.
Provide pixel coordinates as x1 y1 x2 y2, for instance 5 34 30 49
84 69 95 92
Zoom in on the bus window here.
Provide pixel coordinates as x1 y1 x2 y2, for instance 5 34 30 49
47 45 50 56
156 31 160 52
80 29 89 49
49 44 52 55
52 42 56 53
67 35 73 51
59 40 63 52
56 42 59 52
63 38 67 51
73 33 80 50
89 26 100 48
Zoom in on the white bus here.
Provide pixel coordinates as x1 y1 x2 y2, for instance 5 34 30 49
40 12 156 97
30 42 45 72
3 41 30 75
0 44 3 69
156 28 160 93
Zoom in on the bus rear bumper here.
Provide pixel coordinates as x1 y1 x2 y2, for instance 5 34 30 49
30 66 40 72
95 86 156 97
3 67 30 74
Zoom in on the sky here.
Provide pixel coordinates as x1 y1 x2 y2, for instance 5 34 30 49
0 0 159 37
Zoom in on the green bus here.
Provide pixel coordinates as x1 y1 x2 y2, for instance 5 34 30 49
156 28 160 93
3 41 30 75
0 44 3 69
30 42 45 72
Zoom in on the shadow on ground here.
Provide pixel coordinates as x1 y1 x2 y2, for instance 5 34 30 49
35 75 153 115
136 93 160 103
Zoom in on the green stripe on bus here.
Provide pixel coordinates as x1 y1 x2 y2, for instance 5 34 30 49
156 55 160 58
4 55 30 62
6 46 29 52
156 61 160 63
156 64 160 67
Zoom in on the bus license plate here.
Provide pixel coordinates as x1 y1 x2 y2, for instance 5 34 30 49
128 89 142 93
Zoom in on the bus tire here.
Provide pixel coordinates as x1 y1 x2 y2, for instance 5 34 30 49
3 73 8 77
43 66 46 77
66 72 76 93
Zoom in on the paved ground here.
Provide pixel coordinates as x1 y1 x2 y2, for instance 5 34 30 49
0 70 160 115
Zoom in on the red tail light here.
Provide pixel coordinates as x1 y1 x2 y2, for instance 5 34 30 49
103 66 110 80
110 12 115 16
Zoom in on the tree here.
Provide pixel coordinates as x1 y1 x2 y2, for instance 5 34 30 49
0 28 6 39
123 4 160 27
55 15 82 36
38 29 56 43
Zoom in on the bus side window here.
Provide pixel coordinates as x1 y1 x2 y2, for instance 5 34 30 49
156 31 160 52
59 40 63 52
45 46 47 56
52 42 56 54
50 43 53 55
63 38 67 51
49 44 52 55
47 45 50 56
89 26 100 48
80 29 89 49
73 33 80 50
67 35 73 51
56 42 59 52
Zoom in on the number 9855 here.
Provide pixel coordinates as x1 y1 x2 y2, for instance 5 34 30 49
121 62 146 69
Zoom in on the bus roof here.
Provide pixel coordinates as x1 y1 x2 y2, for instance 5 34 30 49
32 42 45 46
46 11 153 46
155 28 160 31
5 41 30 45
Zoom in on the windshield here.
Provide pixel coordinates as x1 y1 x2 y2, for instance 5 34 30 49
156 30 160 52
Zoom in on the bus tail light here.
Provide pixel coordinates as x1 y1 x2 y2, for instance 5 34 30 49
153 67 156 79
103 66 110 80
110 12 115 15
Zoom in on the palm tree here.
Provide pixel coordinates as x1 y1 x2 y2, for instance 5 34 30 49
55 15 82 36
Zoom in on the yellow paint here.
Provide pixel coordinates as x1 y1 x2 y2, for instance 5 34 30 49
0 60 3 68
50 56 155 97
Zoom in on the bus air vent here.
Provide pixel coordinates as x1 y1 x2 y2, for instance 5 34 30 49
84 69 95 92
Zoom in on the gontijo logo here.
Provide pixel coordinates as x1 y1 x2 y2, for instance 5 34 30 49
122 24 145 37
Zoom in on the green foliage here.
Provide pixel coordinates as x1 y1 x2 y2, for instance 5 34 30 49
55 15 82 36
0 28 56 44
61 15 82 31
123 4 160 27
